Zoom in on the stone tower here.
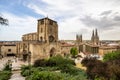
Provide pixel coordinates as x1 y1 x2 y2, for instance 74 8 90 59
76 34 83 53
80 34 82 43
76 34 82 44
91 29 99 45
91 30 95 43
37 17 58 43
94 29 99 45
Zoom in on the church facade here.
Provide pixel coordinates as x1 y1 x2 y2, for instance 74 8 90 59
76 29 100 55
16 17 62 63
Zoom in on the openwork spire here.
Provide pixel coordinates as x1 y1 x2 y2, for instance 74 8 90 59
92 30 94 37
95 28 98 37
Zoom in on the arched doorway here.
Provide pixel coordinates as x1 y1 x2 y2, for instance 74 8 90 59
61 51 67 57
50 47 56 57
40 36 43 42
22 50 28 61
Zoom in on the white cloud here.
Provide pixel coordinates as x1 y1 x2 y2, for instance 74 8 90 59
24 0 120 40
0 12 37 40
27 4 47 16
1 0 120 40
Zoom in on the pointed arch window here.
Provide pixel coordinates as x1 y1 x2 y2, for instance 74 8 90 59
40 36 43 42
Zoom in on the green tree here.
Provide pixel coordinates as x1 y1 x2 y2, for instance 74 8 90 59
103 51 120 80
103 51 120 62
0 16 8 25
81 57 110 80
81 51 120 80
70 47 78 58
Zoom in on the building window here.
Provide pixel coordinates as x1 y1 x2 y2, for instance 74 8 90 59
8 49 11 52
41 20 44 24
49 20 53 25
40 36 43 41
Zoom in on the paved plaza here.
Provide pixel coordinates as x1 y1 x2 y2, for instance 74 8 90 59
9 71 25 80
0 57 12 71
0 57 27 80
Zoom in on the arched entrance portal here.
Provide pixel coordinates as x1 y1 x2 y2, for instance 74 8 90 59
22 50 28 61
50 47 56 57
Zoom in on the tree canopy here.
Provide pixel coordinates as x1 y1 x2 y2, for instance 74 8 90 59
0 16 8 25
103 51 120 62
81 51 120 80
70 47 78 58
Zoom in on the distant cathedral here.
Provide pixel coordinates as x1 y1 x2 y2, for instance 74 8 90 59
76 29 100 54
91 29 99 45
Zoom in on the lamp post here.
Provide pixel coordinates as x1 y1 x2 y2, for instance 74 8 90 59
28 51 31 65
28 51 31 76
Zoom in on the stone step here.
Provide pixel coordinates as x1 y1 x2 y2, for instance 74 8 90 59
9 71 25 80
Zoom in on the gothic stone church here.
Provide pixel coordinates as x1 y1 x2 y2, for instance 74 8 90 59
16 17 63 63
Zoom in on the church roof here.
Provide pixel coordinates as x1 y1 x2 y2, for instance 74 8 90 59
61 42 74 47
38 17 57 23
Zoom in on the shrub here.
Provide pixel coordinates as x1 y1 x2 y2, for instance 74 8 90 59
3 63 12 71
103 51 120 62
0 62 12 80
81 57 110 80
21 55 87 80
0 71 12 80
21 65 32 77
33 55 75 68
103 51 120 79
46 54 75 67
33 59 47 67
60 64 86 76
107 59 120 80
26 71 87 80
21 69 31 77
36 67 59 71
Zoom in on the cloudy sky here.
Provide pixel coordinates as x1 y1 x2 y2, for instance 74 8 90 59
0 0 120 41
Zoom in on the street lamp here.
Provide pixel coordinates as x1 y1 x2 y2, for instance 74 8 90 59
28 51 31 76
28 51 31 65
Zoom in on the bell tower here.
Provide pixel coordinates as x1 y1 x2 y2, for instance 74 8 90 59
37 17 58 43
76 34 82 44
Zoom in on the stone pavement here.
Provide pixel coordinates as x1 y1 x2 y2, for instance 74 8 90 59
0 57 27 80
0 57 13 71
9 71 25 80
11 58 28 71
9 58 28 80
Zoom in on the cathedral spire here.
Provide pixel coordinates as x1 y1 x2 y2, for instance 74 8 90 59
92 30 94 37
95 28 98 37
91 29 99 45
76 34 78 40
91 30 94 42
